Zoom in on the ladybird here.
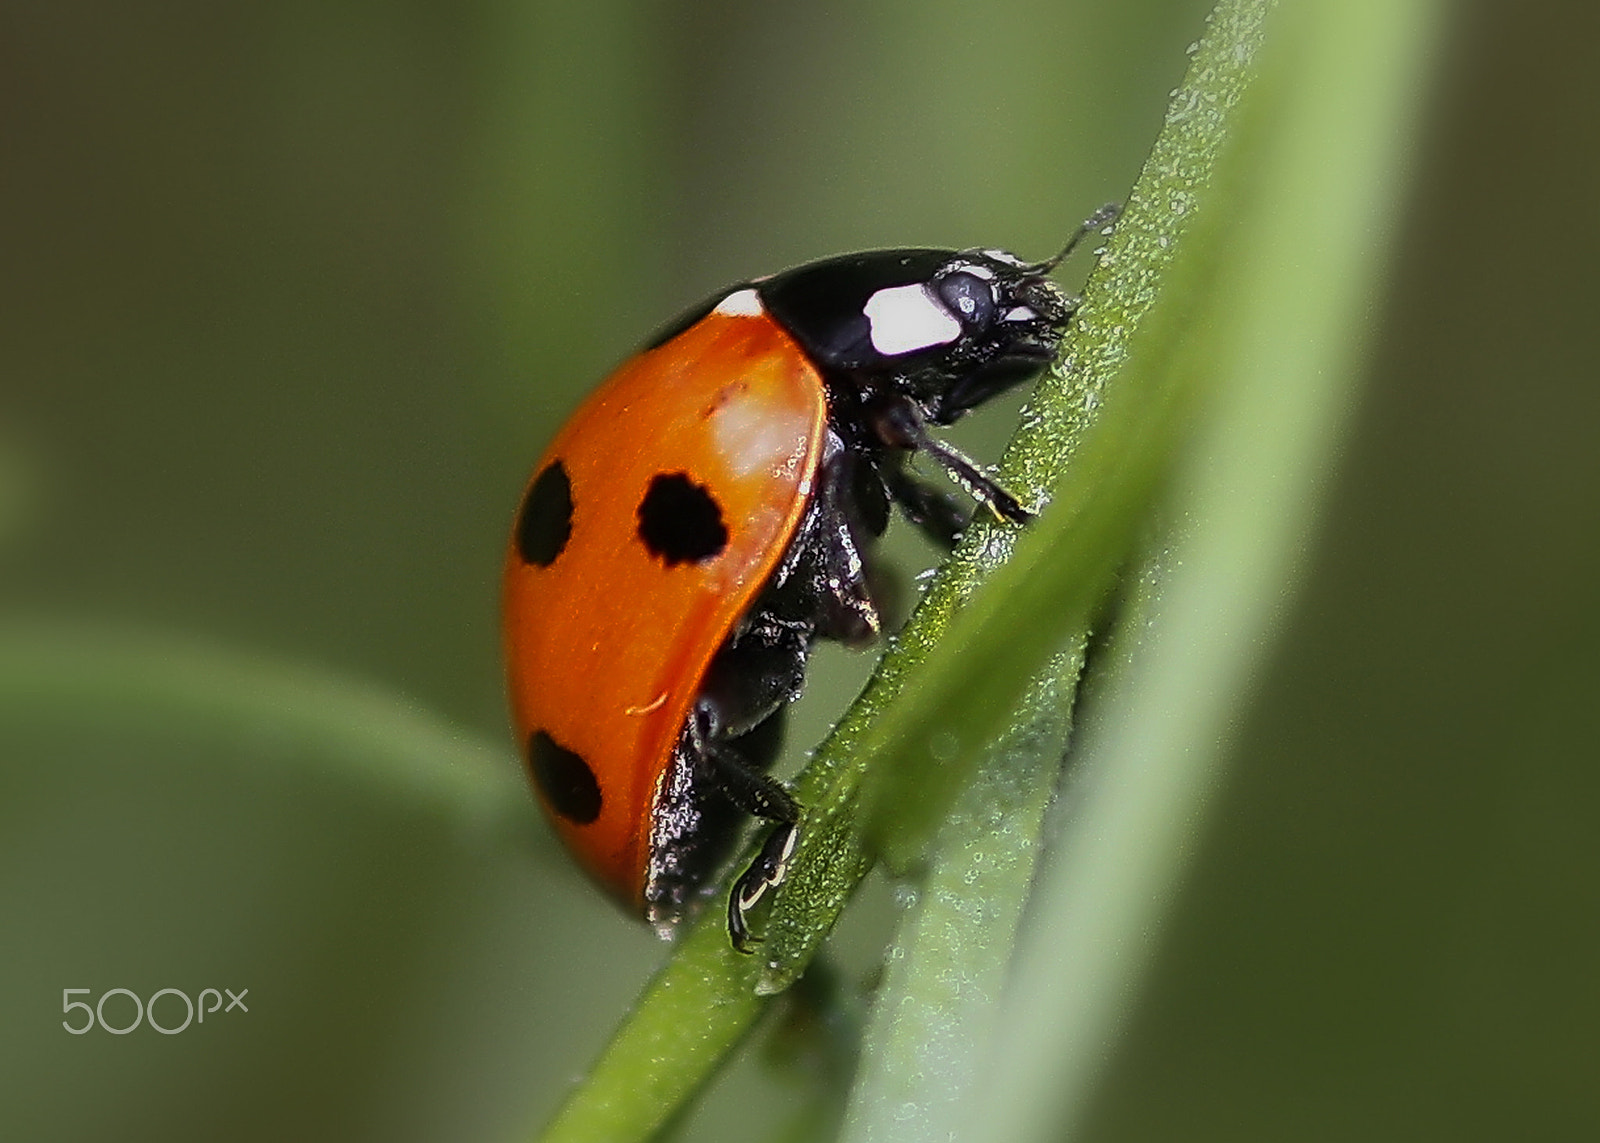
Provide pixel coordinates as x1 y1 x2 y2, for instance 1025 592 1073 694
504 208 1116 951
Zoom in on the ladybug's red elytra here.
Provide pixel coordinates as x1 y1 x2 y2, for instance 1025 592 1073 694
504 207 1117 951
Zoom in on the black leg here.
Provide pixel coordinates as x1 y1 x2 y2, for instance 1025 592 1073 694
648 655 805 934
698 612 812 739
870 396 1032 525
816 522 881 643
882 454 970 549
787 444 885 645
694 727 802 955
729 822 798 953
697 731 800 824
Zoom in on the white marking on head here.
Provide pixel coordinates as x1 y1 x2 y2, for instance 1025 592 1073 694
713 287 764 317
864 283 962 356
1003 305 1037 322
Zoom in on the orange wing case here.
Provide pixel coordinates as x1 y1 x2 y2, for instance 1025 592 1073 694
503 310 827 906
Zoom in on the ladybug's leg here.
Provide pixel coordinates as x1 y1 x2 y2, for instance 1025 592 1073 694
881 453 970 549
801 443 886 644
694 615 812 951
869 396 1032 525
693 625 806 812
729 821 798 952
700 612 812 739
696 733 799 832
691 723 802 954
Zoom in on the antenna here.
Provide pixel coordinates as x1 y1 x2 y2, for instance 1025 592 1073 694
1031 201 1122 275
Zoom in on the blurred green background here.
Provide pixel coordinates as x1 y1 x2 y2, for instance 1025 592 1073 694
3 1 1597 1140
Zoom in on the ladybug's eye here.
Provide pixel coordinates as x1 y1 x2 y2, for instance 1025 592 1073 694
936 270 996 329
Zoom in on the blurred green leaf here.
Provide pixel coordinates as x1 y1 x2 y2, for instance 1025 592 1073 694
837 652 1083 1143
0 619 524 810
965 2 1446 1140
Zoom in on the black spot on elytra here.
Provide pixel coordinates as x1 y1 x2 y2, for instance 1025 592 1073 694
637 472 729 565
516 461 573 567
528 729 601 824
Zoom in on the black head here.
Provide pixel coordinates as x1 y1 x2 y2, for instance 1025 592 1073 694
757 245 1075 425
